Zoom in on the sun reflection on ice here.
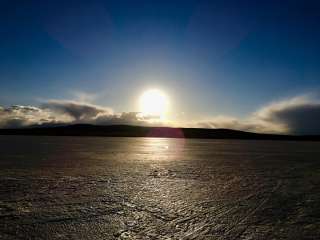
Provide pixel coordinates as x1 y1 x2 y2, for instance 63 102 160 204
139 136 186 163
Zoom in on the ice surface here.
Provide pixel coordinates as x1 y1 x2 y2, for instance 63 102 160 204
0 136 319 239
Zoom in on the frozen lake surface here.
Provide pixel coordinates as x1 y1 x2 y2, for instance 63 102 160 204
0 136 319 239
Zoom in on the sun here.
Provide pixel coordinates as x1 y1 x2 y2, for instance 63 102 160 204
139 89 169 119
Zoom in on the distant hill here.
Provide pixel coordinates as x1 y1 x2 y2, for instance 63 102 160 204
0 124 320 141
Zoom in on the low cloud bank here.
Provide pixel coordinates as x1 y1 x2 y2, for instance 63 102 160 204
1 95 320 134
0 105 65 128
42 100 113 123
254 96 320 134
194 95 320 135
0 100 147 128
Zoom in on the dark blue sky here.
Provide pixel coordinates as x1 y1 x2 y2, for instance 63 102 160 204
1 0 320 121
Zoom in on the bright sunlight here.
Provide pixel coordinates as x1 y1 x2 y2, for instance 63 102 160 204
139 89 169 119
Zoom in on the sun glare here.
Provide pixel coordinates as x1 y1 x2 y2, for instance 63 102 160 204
139 89 169 120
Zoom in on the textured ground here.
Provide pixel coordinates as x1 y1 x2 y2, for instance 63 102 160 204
0 136 319 239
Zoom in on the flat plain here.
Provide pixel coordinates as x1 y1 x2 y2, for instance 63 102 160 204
0 136 319 239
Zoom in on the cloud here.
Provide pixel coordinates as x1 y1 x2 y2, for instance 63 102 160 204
94 112 145 126
0 100 149 128
70 90 98 103
1 94 320 134
253 95 320 135
41 100 113 122
192 95 320 135
0 105 68 128
189 116 269 134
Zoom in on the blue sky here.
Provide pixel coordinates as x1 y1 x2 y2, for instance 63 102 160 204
1 0 320 127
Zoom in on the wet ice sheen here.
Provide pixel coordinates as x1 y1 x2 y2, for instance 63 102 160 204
0 136 319 239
